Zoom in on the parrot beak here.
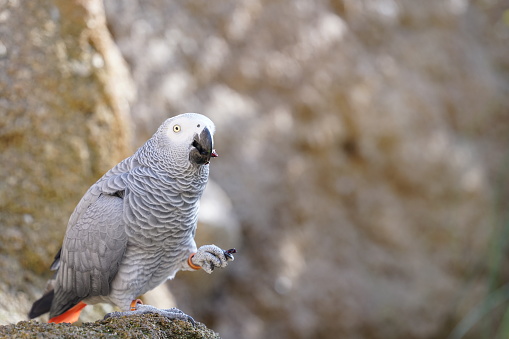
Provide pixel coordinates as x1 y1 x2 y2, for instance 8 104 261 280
190 127 216 165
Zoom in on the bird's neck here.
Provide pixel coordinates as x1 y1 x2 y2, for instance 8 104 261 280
135 139 210 187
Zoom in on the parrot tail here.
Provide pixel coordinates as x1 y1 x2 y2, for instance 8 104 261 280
28 290 55 319
29 289 87 323
48 302 87 323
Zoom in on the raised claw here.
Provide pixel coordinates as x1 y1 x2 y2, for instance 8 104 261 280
193 244 233 273
223 248 236 261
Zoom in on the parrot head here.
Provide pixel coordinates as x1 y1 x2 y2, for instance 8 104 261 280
156 113 218 167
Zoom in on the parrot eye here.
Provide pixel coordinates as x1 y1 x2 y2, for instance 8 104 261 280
173 125 181 133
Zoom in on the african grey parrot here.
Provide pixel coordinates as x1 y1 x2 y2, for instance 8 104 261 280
28 113 235 324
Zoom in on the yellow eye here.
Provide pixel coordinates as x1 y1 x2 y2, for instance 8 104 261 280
173 125 181 133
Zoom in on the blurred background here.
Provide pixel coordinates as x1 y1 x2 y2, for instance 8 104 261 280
1 0 509 338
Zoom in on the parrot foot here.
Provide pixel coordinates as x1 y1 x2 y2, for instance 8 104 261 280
189 245 236 273
104 304 196 326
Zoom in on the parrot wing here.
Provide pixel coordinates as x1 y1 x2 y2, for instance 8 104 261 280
65 157 137 235
50 192 128 318
48 160 135 318
50 157 137 272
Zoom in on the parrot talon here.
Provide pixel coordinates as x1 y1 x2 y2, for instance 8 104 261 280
192 245 236 274
104 304 196 326
162 307 185 314
162 308 196 326
224 248 236 260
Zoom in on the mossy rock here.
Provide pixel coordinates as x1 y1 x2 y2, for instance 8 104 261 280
0 314 220 339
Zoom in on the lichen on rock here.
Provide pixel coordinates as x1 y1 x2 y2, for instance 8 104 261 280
0 314 220 339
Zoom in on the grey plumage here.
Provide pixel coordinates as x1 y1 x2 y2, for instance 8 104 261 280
29 113 233 321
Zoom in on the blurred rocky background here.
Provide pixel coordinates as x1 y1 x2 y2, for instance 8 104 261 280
1 0 509 338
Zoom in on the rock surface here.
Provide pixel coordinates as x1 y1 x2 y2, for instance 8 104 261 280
0 314 219 339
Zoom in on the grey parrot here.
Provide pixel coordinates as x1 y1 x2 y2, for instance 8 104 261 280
28 113 235 324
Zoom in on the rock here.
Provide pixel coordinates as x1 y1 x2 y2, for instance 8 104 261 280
0 314 220 339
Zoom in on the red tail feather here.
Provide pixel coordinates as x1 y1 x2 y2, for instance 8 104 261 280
48 302 87 324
